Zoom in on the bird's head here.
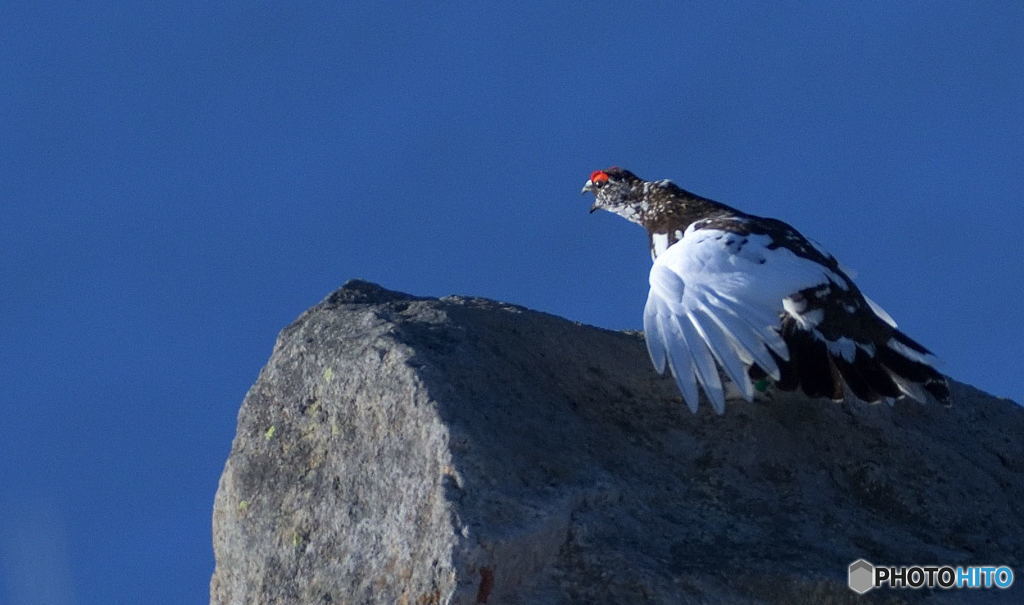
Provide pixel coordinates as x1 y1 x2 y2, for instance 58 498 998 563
581 167 646 223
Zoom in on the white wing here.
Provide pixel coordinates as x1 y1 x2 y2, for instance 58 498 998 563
644 225 847 413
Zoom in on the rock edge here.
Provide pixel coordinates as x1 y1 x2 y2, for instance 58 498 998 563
211 280 1023 604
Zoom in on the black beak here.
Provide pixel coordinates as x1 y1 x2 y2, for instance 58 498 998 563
582 179 599 213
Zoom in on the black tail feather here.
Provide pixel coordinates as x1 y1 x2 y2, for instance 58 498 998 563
746 320 950 405
775 321 843 400
755 321 947 404
794 332 837 399
890 329 933 355
832 355 878 402
879 343 950 405
877 345 935 384
854 348 902 400
924 378 951 404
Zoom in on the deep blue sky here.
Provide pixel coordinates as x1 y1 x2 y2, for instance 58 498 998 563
2 2 1022 603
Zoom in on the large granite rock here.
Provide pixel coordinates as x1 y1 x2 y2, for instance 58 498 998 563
210 281 1023 604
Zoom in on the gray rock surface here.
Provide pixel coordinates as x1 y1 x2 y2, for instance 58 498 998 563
211 280 1024 604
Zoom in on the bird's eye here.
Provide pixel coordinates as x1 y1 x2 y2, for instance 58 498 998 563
590 170 610 186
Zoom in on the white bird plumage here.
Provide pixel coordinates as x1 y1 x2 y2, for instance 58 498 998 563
644 222 858 412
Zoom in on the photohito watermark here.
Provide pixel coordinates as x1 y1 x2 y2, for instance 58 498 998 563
848 559 1014 595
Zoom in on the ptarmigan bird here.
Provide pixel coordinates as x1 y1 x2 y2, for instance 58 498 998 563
582 167 950 413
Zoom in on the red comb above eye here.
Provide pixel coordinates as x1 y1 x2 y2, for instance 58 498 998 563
590 170 609 183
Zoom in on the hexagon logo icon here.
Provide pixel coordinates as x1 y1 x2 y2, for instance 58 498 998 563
848 559 875 594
